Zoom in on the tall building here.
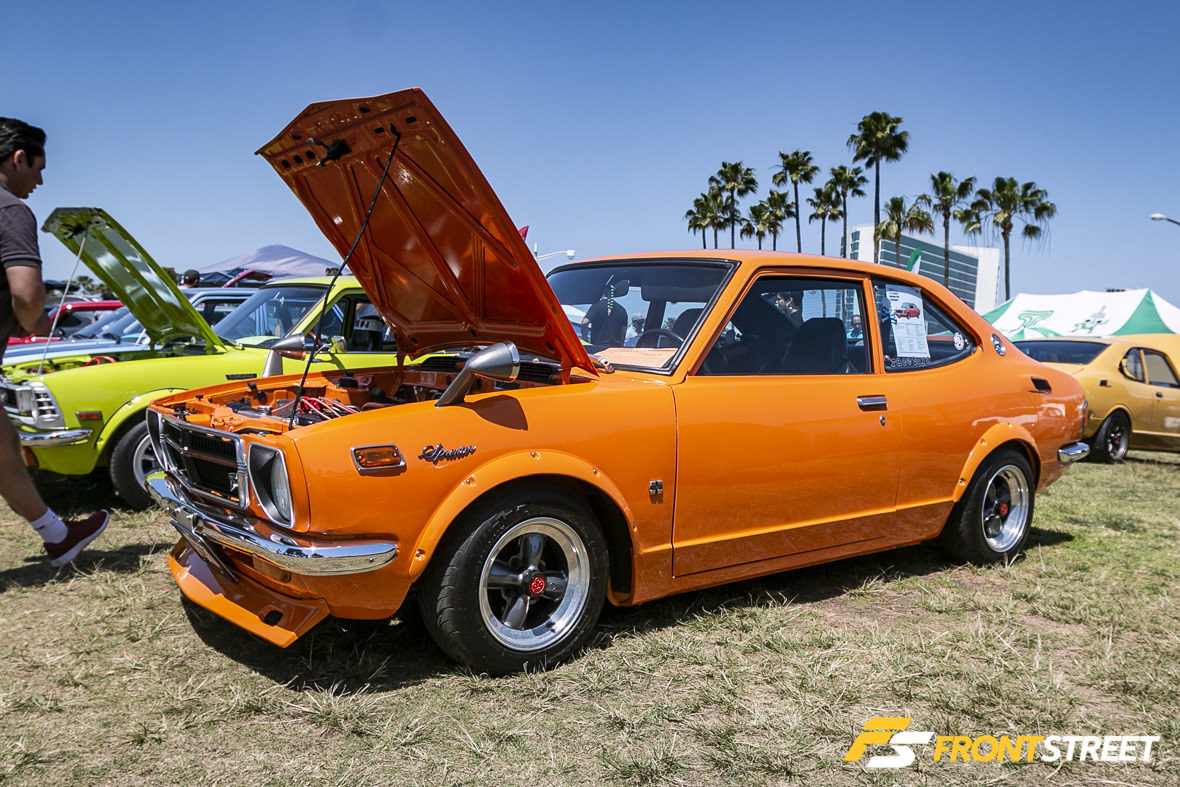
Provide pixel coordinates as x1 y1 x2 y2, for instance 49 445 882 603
842 224 1001 312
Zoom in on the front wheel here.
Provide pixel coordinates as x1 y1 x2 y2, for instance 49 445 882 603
109 420 158 510
1089 411 1130 464
417 487 608 675
939 449 1035 564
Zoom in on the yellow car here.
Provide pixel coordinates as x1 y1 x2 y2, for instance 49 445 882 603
1015 334 1180 462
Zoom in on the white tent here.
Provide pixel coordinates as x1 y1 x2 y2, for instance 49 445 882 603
982 289 1180 339
198 244 340 278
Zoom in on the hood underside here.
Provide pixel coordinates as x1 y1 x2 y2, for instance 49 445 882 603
256 88 592 373
41 208 219 348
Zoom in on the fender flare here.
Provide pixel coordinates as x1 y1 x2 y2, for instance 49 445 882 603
407 450 637 582
951 422 1039 504
95 388 187 457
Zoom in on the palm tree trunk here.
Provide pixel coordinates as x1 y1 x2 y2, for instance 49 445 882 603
701 230 707 250
729 187 736 249
793 182 802 252
841 194 848 257
772 233 777 252
1003 229 1011 301
873 158 881 263
713 227 718 249
820 220 826 256
943 213 951 288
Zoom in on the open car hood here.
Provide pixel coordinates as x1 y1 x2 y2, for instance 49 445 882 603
41 208 221 348
256 88 592 373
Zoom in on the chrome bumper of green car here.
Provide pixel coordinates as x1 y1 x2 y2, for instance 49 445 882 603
18 427 92 447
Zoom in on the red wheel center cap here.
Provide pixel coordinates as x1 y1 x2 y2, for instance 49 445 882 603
529 575 547 595
1000 503 1009 516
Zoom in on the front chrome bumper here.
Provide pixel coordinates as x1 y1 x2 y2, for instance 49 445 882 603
1057 441 1090 464
17 427 91 447
146 471 399 577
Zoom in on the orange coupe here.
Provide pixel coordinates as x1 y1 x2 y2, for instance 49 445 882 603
147 89 1089 674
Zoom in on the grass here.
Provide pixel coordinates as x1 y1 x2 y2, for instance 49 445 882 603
1 452 1176 785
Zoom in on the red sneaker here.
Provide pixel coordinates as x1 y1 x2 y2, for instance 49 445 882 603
44 511 109 568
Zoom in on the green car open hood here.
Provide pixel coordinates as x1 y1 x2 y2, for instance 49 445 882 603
41 208 221 348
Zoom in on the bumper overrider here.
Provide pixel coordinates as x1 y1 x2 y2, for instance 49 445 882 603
1057 441 1090 464
145 471 399 577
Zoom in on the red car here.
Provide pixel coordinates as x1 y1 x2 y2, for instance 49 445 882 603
7 300 122 345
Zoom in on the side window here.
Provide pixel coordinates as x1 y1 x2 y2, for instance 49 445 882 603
1144 350 1179 388
872 280 976 372
698 276 869 375
1121 349 1145 382
346 300 398 353
203 298 245 324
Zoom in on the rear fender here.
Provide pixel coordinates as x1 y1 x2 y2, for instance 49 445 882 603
407 450 636 582
951 422 1039 503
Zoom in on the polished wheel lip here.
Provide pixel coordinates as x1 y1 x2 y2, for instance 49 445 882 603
981 465 1030 553
131 431 160 492
478 516 589 653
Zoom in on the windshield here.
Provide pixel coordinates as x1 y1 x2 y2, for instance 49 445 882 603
1014 340 1108 365
212 284 327 348
546 262 730 371
72 307 129 339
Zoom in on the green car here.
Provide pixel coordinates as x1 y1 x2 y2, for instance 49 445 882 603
1 208 402 508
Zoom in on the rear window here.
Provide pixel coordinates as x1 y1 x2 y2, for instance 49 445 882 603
1014 341 1107 364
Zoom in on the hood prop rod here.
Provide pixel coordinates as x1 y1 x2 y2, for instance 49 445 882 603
35 228 90 374
288 129 402 428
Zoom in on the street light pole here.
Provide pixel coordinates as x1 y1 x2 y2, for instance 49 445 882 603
1150 213 1180 227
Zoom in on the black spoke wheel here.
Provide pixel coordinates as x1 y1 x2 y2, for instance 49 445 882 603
939 448 1035 564
417 486 608 675
1089 411 1130 464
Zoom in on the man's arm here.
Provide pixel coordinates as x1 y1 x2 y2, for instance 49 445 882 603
6 266 52 336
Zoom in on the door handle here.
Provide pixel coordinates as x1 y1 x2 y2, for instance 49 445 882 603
857 395 888 410
1157 392 1165 398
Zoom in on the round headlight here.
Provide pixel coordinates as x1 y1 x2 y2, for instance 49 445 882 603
271 457 292 521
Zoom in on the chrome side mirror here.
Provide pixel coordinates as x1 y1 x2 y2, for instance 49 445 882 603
262 334 308 377
435 342 520 407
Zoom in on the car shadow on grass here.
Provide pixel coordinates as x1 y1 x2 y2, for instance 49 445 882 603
178 528 1077 691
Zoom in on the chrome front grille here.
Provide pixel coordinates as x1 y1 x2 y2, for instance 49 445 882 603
157 415 249 509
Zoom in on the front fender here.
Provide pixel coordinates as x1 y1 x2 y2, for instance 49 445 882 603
951 422 1039 504
407 449 636 582
96 388 187 456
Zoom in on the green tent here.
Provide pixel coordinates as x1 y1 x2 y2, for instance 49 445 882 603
982 289 1180 340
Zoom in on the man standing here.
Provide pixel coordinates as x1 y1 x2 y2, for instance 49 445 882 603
0 117 107 567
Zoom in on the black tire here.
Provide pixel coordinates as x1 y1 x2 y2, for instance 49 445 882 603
1089 411 1130 464
108 420 158 510
939 449 1035 564
416 486 608 675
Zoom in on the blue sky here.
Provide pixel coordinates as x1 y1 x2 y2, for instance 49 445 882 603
7 1 1179 306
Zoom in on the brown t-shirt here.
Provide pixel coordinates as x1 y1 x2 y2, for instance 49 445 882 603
0 182 43 352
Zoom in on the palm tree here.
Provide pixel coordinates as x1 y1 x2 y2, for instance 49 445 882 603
969 177 1057 301
741 203 774 250
772 150 820 253
684 195 710 249
828 165 868 257
806 184 842 256
764 190 794 251
875 196 933 267
709 162 758 248
847 112 909 263
916 172 976 289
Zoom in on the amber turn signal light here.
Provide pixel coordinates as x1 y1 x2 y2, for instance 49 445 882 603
352 444 406 472
75 411 103 421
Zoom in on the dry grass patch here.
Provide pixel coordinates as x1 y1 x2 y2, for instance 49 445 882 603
1 454 1177 784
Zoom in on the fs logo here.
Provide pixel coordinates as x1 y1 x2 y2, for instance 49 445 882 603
844 717 934 769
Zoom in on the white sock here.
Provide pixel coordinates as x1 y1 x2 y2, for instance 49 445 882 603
28 508 68 544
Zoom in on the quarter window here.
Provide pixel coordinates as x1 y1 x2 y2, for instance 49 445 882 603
1121 349 1145 382
698 276 869 375
872 280 976 371
1144 350 1180 388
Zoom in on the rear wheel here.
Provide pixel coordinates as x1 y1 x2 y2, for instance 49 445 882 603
109 420 157 510
417 487 608 675
939 449 1035 564
1089 411 1130 464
